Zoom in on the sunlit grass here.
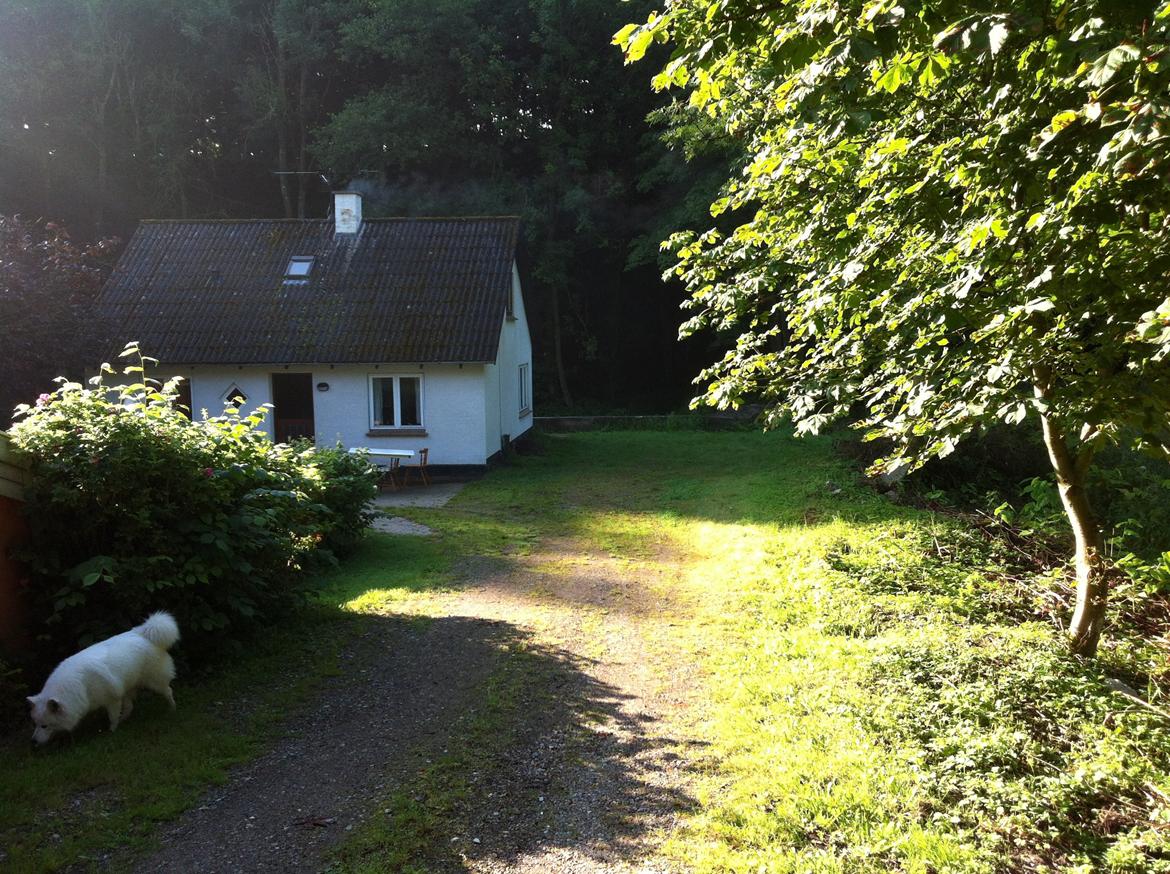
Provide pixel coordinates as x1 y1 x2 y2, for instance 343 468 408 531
5 430 1168 872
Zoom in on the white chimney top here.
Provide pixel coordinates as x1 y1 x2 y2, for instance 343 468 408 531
334 191 362 234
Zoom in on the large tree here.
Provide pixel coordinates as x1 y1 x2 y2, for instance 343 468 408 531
314 0 711 409
0 216 119 425
619 1 1170 655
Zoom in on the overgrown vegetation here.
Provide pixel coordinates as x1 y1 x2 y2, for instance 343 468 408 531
6 348 378 660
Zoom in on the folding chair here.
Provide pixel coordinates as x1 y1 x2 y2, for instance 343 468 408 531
377 457 402 492
401 448 430 486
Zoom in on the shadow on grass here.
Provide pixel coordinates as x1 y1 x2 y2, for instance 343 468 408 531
1 596 695 872
332 615 698 873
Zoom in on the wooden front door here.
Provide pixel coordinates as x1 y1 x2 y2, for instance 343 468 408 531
271 373 315 444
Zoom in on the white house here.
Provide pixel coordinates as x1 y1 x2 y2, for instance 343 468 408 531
98 193 532 468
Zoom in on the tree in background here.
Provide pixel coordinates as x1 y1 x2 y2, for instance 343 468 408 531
313 0 719 409
0 216 120 424
619 1 1170 655
0 0 725 413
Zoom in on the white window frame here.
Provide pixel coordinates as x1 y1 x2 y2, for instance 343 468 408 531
518 363 530 415
368 373 424 430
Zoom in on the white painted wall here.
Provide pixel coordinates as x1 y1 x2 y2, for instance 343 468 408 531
488 262 534 454
165 363 491 465
183 367 276 438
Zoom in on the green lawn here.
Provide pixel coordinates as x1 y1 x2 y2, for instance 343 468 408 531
2 430 1169 872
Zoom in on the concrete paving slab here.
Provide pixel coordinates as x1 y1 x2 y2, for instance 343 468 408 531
372 481 467 508
370 516 435 536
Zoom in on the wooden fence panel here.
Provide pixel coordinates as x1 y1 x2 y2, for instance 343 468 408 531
0 435 29 501
0 434 30 652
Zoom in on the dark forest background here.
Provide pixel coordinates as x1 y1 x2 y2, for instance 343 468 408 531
0 0 736 421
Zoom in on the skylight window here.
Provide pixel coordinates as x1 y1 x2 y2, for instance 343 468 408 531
285 256 314 280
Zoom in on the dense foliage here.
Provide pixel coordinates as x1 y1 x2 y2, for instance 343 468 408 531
0 216 119 427
0 0 729 413
619 0 1170 654
7 349 379 659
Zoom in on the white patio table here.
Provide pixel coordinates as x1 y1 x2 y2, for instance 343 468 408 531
349 447 415 461
349 447 415 491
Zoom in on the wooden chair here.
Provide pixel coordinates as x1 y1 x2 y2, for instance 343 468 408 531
402 448 430 486
377 458 402 492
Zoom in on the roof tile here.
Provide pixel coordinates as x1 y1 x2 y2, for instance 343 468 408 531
98 217 520 364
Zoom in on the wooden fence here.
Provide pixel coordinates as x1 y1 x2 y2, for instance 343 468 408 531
0 434 28 501
0 434 30 651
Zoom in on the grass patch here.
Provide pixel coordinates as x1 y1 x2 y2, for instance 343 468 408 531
6 430 1170 871
342 431 1170 871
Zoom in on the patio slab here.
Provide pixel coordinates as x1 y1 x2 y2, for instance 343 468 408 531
371 516 435 536
372 481 467 509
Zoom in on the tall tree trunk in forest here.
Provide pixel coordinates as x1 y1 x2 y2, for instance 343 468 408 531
267 11 294 220
1034 373 1109 656
95 141 108 234
551 283 573 408
92 63 119 235
41 152 52 218
276 135 293 217
296 64 308 219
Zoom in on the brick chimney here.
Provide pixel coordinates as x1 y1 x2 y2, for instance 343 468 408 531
334 191 362 234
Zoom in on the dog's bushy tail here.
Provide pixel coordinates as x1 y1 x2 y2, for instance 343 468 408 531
136 612 180 650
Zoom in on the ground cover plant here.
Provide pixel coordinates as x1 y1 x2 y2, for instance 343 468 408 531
2 431 1169 871
6 347 379 660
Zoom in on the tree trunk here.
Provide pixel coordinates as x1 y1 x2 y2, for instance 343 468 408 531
274 40 294 219
296 63 308 219
551 283 573 407
1034 379 1109 656
95 141 108 235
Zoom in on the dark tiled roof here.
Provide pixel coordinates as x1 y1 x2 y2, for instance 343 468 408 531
97 217 520 364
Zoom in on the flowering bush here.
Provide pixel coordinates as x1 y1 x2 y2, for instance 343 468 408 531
7 346 379 659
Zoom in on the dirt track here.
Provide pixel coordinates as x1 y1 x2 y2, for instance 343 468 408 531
133 534 700 873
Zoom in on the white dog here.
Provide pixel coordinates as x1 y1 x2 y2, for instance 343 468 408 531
27 612 180 745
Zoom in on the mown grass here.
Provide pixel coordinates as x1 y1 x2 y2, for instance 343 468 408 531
340 431 1170 872
5 430 1170 872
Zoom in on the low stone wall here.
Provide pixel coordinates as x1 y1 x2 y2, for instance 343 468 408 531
0 435 30 652
534 414 753 432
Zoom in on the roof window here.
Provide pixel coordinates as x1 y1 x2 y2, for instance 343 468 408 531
284 256 314 281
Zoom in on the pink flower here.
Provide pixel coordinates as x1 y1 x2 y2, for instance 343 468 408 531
203 467 214 478
36 393 51 406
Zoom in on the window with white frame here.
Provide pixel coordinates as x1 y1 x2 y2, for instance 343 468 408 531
369 374 423 429
518 363 530 414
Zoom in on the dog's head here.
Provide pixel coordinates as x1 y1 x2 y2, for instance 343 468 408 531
27 696 68 745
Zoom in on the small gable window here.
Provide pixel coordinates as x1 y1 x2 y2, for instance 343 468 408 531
223 385 248 408
284 256 314 282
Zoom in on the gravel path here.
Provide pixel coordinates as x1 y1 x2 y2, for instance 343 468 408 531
131 529 701 873
444 544 701 874
134 616 511 873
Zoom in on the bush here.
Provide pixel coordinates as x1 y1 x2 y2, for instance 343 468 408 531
301 443 379 557
0 656 29 731
7 348 380 660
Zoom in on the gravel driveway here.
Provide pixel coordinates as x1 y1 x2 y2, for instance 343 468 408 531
130 530 700 873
